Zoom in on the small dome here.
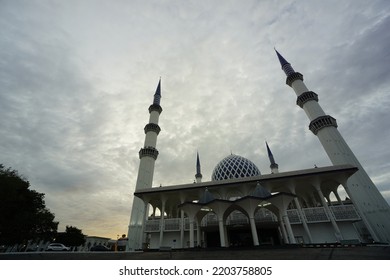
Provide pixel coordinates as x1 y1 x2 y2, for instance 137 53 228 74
199 188 215 204
212 154 261 181
252 182 271 198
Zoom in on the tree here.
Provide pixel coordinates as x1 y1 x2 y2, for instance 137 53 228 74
55 226 86 247
0 164 58 245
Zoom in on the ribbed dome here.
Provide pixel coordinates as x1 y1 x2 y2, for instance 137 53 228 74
211 154 261 181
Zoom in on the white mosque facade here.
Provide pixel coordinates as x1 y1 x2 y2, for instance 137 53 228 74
126 51 390 250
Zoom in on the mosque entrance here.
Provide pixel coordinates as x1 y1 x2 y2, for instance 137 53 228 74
228 227 253 247
203 224 280 248
228 225 280 247
204 230 221 248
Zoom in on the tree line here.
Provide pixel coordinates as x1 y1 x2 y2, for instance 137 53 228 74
0 164 85 248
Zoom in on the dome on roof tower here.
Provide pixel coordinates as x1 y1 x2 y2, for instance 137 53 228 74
211 154 261 181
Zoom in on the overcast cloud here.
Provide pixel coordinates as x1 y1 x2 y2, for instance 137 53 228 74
1 0 389 239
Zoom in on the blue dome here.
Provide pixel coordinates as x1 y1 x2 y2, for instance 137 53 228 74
211 154 261 181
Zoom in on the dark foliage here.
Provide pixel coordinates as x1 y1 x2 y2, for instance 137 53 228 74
55 225 86 247
0 164 58 245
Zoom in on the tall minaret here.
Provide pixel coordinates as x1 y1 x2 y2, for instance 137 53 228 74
195 151 203 183
275 49 390 243
127 79 162 250
266 141 279 174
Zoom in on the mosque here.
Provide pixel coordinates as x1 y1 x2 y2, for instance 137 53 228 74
126 50 390 250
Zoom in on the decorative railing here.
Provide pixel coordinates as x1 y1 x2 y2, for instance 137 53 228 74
139 146 159 159
144 205 361 231
329 204 360 221
296 91 319 108
145 219 160 232
164 218 181 231
302 207 329 223
286 209 301 224
309 115 338 135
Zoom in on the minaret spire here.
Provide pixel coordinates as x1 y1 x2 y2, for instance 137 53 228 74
275 49 390 243
153 78 161 105
266 141 279 174
127 78 163 251
195 151 203 183
275 48 296 77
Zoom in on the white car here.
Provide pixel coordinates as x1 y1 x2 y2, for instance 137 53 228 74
46 243 70 251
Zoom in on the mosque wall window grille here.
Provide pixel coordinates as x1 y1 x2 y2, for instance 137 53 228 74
330 205 360 221
309 115 338 135
145 220 160 232
296 91 319 108
163 218 181 231
303 207 330 223
287 209 301 224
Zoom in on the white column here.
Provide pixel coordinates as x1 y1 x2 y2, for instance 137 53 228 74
152 205 156 217
180 210 184 248
293 197 313 243
224 224 229 247
287 183 313 244
189 218 195 248
309 192 318 207
334 189 343 205
159 200 166 247
196 221 201 247
139 200 149 249
314 184 343 241
325 194 333 206
218 218 226 247
282 210 296 244
249 216 260 246
278 213 289 244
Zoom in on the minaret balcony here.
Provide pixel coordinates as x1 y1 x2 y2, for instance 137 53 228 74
144 123 161 135
148 104 163 114
296 91 319 108
286 72 303 87
309 115 338 135
139 146 159 160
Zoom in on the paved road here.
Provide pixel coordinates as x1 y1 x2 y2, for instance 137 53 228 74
1 245 390 260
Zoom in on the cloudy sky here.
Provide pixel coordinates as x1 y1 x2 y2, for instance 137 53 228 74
1 0 389 239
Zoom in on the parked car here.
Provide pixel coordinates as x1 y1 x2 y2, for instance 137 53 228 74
90 245 110 251
46 243 70 251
